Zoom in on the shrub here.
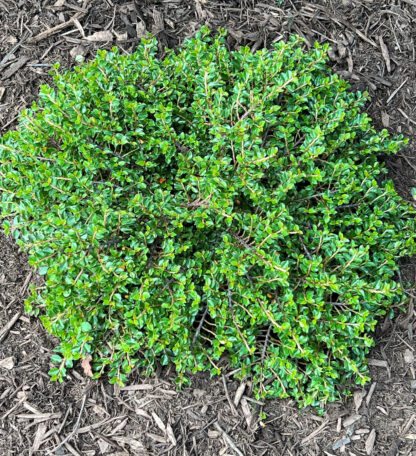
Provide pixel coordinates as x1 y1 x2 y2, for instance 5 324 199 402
0 28 415 407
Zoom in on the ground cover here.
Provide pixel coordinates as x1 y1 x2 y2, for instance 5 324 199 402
0 1 415 455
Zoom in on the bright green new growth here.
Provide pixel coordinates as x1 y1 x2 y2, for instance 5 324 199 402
1 28 415 407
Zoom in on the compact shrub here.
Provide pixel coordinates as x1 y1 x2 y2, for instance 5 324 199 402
0 27 415 407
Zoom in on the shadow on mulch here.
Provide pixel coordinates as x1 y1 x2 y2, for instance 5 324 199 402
1 1 416 455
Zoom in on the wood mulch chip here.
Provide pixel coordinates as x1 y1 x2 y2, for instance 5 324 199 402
1 1 416 455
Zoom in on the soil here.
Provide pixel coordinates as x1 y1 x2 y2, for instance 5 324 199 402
1 1 416 455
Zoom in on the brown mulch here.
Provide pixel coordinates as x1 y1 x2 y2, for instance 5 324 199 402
1 1 416 455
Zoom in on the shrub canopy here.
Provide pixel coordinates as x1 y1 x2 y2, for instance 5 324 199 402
1 28 415 407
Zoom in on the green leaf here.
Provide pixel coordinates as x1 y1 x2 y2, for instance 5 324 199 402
38 266 48 275
50 354 63 363
80 322 92 332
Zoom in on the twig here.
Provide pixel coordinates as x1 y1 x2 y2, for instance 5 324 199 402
297 234 312 260
231 233 286 273
226 279 252 353
0 115 19 131
366 382 377 406
294 191 327 203
242 395 265 406
398 108 416 126
19 271 33 297
325 301 351 307
35 156 56 162
402 414 415 434
72 18 86 39
1 56 31 81
28 5 90 44
47 392 88 454
155 276 175 299
58 408 71 434
191 305 209 347
396 333 414 351
336 203 361 210
182 198 210 208
77 414 127 434
0 383 24 411
222 375 238 416
0 31 31 66
261 325 272 363
386 78 408 104
245 274 254 286
401 155 416 175
213 422 244 456
379 36 391 72
0 312 22 344
300 419 329 444
199 417 218 433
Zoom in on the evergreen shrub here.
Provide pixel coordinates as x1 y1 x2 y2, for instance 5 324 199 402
1 28 415 407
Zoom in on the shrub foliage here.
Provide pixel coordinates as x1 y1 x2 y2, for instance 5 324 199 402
0 28 415 406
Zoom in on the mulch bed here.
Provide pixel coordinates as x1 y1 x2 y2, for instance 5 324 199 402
1 1 416 455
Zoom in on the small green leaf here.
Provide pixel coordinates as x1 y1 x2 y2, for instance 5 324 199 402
50 354 63 363
80 322 92 332
38 266 48 275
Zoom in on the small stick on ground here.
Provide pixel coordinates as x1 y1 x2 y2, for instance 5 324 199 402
0 31 31 66
402 414 415 434
301 419 329 444
47 392 88 455
387 78 408 104
222 375 238 416
28 3 90 44
58 408 71 434
398 108 416 127
366 382 377 406
213 421 244 456
379 36 391 72
0 311 22 344
19 271 33 297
